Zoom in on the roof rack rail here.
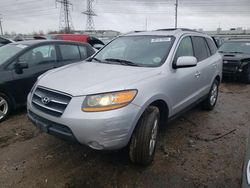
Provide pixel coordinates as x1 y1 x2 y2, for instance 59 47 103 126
156 28 203 33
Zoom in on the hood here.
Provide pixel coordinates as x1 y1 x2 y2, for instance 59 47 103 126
37 62 159 96
222 53 250 61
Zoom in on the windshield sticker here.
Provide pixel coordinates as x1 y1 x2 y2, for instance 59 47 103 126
153 57 162 63
16 44 28 49
245 43 250 46
151 38 171 43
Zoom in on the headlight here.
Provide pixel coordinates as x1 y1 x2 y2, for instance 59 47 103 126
82 90 137 112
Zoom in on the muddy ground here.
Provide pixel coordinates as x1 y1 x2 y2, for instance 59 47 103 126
0 83 250 188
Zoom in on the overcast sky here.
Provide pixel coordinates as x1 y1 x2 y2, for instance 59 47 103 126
1 0 250 34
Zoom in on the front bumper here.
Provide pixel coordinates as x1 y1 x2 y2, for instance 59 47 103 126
27 93 141 150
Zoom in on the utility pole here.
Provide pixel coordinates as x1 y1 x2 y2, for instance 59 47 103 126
0 14 3 36
145 17 148 31
175 0 178 28
82 0 96 31
56 0 74 33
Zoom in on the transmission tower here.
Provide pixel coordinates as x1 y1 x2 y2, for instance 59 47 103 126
82 0 97 31
56 0 74 33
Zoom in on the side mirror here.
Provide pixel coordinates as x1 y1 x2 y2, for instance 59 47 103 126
14 62 29 74
174 56 197 69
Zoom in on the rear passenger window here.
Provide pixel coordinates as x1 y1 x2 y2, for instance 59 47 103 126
192 37 209 62
59 44 80 61
79 45 87 59
174 37 194 61
206 38 218 55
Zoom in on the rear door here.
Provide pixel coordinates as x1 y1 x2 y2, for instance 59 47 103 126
56 43 81 67
191 36 217 96
11 44 57 104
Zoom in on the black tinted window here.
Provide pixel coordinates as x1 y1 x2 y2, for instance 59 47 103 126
192 37 209 62
19 45 56 67
175 37 194 61
206 38 217 55
59 44 80 61
79 45 87 59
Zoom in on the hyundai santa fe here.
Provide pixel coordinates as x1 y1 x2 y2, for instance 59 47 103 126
27 29 222 165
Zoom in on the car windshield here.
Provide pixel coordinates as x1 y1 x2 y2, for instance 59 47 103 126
93 35 175 67
0 44 27 66
219 41 250 54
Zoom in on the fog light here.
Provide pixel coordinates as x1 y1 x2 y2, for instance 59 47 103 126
88 141 104 150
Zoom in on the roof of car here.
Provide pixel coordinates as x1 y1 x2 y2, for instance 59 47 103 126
11 40 89 46
125 28 206 37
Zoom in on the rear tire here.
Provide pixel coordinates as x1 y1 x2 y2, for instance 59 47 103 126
201 80 219 111
129 106 160 165
0 93 12 123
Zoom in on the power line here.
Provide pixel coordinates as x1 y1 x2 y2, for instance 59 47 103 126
82 0 96 31
56 0 74 33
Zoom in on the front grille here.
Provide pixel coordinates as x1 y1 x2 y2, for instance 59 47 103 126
223 60 240 73
32 87 71 117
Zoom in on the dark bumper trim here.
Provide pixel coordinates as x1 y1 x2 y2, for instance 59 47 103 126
28 110 79 143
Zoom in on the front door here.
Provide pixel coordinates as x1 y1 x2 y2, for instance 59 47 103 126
11 44 57 104
169 36 201 114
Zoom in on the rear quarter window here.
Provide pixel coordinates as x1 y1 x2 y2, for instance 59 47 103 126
59 44 81 61
192 36 210 62
206 38 218 55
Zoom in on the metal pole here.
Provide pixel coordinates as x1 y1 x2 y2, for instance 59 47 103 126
0 18 3 36
175 0 178 28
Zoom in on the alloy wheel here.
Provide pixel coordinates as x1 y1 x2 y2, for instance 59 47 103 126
149 119 158 156
0 96 8 120
210 83 218 106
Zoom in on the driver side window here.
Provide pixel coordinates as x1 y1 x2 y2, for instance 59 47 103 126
18 45 56 67
174 37 194 61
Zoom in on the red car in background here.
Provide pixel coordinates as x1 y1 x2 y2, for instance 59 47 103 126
46 34 104 48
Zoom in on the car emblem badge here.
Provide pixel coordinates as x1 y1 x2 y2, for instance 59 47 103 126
223 60 228 64
41 96 51 105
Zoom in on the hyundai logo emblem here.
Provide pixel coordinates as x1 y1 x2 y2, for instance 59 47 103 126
41 96 51 105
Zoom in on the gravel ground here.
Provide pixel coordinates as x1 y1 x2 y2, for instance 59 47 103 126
0 83 249 188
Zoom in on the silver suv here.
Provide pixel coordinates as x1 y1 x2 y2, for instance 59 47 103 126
27 29 222 165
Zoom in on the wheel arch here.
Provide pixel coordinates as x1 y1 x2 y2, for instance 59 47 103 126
0 90 16 110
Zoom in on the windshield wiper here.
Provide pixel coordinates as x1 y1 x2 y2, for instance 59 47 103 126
104 58 141 67
91 57 103 63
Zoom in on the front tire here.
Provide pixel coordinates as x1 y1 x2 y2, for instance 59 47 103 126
129 106 160 165
0 93 12 122
201 79 219 110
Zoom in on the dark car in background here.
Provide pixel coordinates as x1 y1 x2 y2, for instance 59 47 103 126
0 40 95 122
0 36 13 47
219 39 250 83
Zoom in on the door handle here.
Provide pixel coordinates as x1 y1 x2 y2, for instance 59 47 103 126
195 71 201 78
